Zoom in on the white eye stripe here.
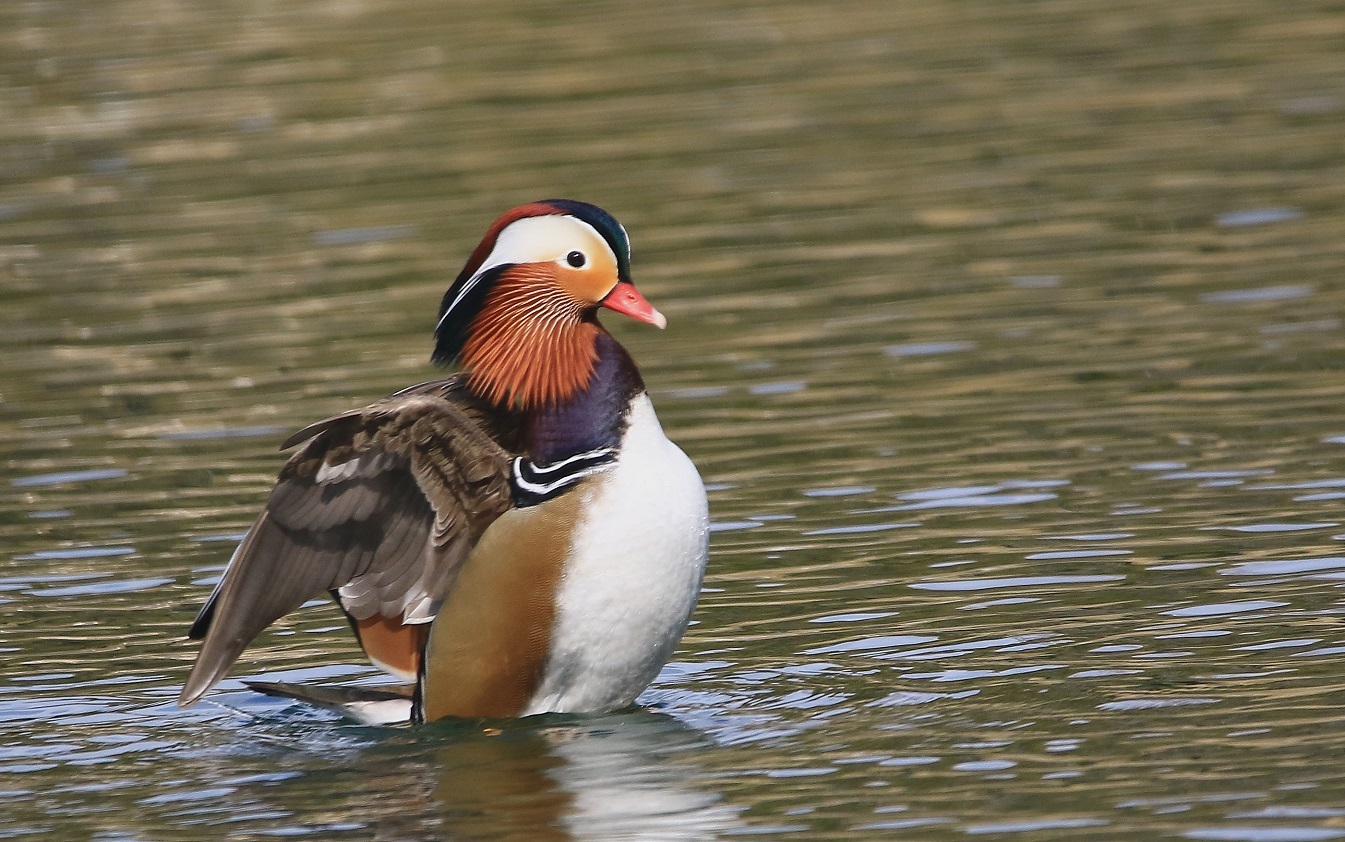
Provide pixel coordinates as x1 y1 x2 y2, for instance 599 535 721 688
477 216 614 276
436 215 615 333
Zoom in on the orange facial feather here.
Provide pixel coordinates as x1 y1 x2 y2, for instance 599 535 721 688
460 266 602 409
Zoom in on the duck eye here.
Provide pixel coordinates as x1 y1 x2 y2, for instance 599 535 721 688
565 250 587 268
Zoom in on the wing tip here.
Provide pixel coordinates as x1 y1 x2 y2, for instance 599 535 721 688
243 680 415 725
178 637 244 708
177 675 210 708
178 658 234 708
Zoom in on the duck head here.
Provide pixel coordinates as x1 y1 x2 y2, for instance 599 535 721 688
433 200 664 409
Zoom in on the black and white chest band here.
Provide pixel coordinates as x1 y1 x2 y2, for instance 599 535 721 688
510 446 617 507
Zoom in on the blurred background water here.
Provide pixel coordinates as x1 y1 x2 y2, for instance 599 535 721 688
4 1 1345 839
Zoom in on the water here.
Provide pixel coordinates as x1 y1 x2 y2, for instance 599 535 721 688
4 0 1345 838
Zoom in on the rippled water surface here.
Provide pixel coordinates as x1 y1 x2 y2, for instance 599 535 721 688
5 1 1345 839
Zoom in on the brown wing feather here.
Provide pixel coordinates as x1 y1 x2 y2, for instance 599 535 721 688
179 378 517 707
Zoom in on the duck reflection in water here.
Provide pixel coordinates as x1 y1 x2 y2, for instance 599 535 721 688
216 710 741 840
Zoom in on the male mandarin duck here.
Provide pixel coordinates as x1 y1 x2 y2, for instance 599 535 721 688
179 200 710 724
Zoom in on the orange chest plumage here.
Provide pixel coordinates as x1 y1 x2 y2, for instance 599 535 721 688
417 486 586 720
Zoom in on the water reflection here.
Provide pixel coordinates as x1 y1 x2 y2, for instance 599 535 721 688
195 711 741 840
541 716 740 841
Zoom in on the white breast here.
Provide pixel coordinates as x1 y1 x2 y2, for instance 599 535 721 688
524 394 709 715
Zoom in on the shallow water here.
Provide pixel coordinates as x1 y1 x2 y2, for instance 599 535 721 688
5 0 1345 839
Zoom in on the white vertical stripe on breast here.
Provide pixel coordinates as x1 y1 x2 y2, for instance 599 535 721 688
524 394 709 715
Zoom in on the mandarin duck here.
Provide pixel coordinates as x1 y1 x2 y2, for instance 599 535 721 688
179 200 709 724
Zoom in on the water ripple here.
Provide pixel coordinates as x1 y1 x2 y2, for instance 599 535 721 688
11 468 128 487
910 575 1125 591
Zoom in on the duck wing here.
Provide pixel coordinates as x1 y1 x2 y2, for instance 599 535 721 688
179 378 516 706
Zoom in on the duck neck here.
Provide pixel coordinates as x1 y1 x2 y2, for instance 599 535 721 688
524 331 644 465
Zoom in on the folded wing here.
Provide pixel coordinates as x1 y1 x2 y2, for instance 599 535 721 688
179 380 514 706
